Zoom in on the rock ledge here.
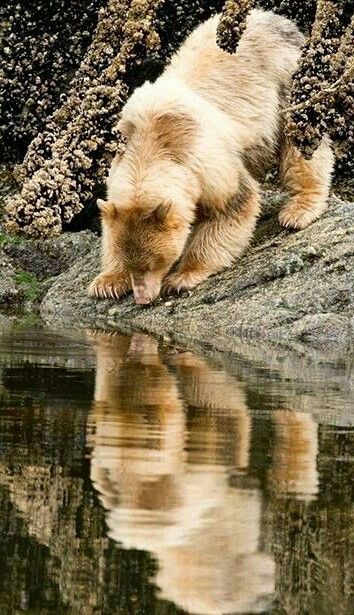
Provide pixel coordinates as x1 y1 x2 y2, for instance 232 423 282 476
40 193 354 353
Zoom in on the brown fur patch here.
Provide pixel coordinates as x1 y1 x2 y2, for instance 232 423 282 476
117 117 136 139
223 171 255 218
97 199 118 219
151 112 197 162
197 169 257 221
241 139 278 181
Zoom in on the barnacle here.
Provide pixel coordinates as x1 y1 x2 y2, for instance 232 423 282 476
285 2 353 155
217 0 256 53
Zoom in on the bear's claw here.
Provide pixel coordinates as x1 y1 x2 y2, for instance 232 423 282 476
163 270 205 295
279 197 324 230
88 272 130 300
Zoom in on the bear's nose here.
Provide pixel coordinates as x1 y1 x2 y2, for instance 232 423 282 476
132 285 151 305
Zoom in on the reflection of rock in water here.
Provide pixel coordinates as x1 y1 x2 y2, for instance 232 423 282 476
88 332 275 615
0 330 107 613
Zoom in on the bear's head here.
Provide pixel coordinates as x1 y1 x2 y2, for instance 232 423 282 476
99 197 193 304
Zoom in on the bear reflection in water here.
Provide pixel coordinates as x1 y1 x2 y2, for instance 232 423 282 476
87 332 318 615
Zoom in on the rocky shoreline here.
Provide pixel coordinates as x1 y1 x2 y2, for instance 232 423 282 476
0 190 353 355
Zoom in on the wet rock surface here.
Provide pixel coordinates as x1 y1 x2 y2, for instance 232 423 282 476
0 255 25 310
0 230 97 319
40 192 354 352
2 230 96 281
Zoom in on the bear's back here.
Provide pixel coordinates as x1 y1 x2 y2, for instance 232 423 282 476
167 9 304 103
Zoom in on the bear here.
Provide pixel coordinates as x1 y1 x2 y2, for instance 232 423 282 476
88 9 334 305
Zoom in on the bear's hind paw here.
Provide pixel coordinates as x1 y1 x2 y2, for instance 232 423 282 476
279 197 325 230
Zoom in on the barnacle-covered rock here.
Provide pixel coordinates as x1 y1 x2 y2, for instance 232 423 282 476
217 0 255 53
156 0 224 60
285 2 352 153
0 0 104 163
5 0 164 237
331 15 354 191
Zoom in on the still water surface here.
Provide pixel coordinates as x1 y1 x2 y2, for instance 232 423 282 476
0 328 353 614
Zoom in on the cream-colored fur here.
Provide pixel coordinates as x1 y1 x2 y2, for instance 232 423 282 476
89 9 334 303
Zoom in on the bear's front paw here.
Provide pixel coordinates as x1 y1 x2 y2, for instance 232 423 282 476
163 269 206 295
88 271 130 300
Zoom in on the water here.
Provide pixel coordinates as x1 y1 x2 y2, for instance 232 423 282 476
0 328 353 615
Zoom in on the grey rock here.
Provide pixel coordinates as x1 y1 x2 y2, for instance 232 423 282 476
0 230 98 314
3 230 97 281
0 255 24 308
41 193 354 351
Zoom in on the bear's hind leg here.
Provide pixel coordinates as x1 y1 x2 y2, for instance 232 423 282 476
164 174 260 293
279 137 334 230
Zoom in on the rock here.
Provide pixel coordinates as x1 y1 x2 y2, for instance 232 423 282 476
287 313 352 348
41 193 354 351
0 314 13 329
0 255 25 309
0 230 98 315
2 230 97 281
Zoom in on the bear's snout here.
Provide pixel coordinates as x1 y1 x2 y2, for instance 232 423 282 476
130 272 162 306
133 285 152 305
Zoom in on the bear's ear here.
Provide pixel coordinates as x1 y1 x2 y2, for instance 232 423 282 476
97 199 117 218
116 117 135 139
